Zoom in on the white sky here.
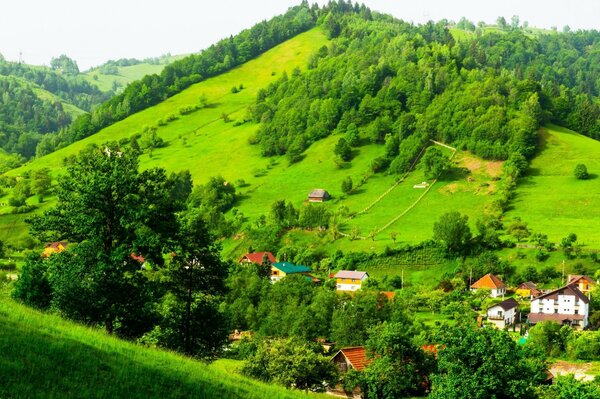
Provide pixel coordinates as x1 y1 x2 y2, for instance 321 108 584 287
1 0 599 71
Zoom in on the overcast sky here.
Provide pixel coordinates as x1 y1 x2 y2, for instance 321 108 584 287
1 0 599 70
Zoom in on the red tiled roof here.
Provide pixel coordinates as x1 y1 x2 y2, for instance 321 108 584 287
471 273 506 290
381 291 396 300
338 347 371 371
131 253 145 263
239 252 276 264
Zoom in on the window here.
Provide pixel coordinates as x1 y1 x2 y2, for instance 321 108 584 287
575 310 579 315
555 309 558 314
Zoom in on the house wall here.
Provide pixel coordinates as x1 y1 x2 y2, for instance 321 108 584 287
490 287 505 298
487 305 517 327
336 276 367 291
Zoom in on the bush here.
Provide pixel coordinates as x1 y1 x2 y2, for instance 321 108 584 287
574 164 589 180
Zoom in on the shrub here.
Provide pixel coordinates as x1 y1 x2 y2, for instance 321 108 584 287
574 164 589 180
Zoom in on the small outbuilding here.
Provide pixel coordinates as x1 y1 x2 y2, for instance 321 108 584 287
516 281 542 299
238 251 276 265
308 189 330 202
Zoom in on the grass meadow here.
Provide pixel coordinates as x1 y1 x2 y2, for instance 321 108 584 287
0 288 326 399
507 124 600 247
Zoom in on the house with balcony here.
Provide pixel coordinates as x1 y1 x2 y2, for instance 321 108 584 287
487 298 520 329
528 284 589 330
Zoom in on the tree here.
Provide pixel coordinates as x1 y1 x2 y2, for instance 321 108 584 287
421 146 450 180
358 321 435 398
243 337 338 391
507 218 530 242
430 325 547 399
341 176 353 194
29 143 181 334
539 375 600 399
511 15 520 29
334 137 353 161
12 253 52 309
574 164 589 180
151 210 228 357
390 231 398 244
433 212 472 256
31 168 52 202
496 16 508 30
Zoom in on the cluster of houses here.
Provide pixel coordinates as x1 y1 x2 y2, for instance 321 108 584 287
471 273 595 330
239 251 370 292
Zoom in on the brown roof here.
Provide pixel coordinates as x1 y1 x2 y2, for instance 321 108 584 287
335 270 368 280
130 253 145 263
45 241 67 249
239 252 276 264
489 297 519 311
333 347 372 371
535 284 590 304
528 313 586 324
567 275 596 286
471 273 506 290
309 189 329 198
518 281 538 290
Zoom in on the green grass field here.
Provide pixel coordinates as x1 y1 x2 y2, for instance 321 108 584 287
0 288 325 399
84 55 185 92
507 124 600 248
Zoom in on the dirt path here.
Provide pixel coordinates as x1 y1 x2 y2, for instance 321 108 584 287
550 360 597 382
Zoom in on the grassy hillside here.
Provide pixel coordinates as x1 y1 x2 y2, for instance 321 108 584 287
0 289 325 399
84 56 184 92
0 26 505 257
507 124 600 247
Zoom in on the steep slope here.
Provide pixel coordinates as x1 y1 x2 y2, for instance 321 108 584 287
0 290 325 399
507 124 600 246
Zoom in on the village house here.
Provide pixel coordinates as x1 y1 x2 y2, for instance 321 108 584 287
516 281 542 299
42 241 67 258
487 298 520 329
238 251 276 265
470 273 506 298
567 274 597 296
308 189 330 202
270 262 318 283
330 347 371 398
334 270 369 292
528 284 590 330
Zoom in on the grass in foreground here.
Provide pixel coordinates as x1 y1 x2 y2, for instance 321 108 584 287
0 288 325 399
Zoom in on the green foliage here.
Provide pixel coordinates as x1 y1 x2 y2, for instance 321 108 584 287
28 144 181 335
433 212 472 256
421 146 451 180
526 322 573 357
242 337 338 391
341 176 353 194
538 375 600 399
430 324 547 399
574 163 589 180
331 290 390 346
507 217 530 242
31 168 52 202
334 138 353 161
11 254 52 310
358 320 435 398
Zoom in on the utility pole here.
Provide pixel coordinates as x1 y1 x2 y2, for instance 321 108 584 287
401 269 404 289
562 260 565 285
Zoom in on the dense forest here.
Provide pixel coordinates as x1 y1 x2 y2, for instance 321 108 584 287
251 7 600 171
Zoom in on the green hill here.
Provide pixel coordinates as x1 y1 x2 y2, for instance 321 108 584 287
84 55 184 92
0 289 325 399
0 27 502 256
507 124 600 247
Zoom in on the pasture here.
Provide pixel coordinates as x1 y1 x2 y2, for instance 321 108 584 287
507 124 600 248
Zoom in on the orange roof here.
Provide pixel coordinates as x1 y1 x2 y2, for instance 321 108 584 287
130 253 145 263
567 275 596 286
337 347 371 371
471 273 506 290
381 291 396 300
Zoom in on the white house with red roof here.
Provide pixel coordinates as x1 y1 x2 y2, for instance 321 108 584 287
470 273 506 298
528 284 590 330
